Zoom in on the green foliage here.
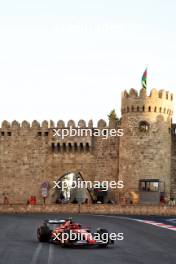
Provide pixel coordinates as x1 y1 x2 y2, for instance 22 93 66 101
108 109 118 121
108 109 120 126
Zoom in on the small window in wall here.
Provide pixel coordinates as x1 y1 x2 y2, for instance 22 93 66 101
44 132 48 136
139 180 160 192
80 142 84 152
139 121 150 132
86 142 90 152
68 143 72 152
1 131 5 136
74 142 78 151
51 142 55 151
38 131 42 136
63 143 66 152
57 143 61 152
7 132 11 136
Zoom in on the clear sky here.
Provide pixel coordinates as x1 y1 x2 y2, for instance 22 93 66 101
0 0 176 124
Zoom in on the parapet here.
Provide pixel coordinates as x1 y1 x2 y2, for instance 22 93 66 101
41 120 48 129
121 88 174 116
12 120 20 128
0 119 115 131
67 120 76 127
78 119 86 127
2 120 10 129
21 120 30 129
32 120 40 129
122 88 173 101
97 119 107 128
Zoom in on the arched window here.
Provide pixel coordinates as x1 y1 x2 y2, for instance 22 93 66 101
142 106 145 112
57 143 61 152
68 143 72 152
154 107 157 112
131 106 134 112
139 121 150 132
137 106 140 112
148 106 151 112
74 142 78 152
80 143 84 152
51 142 55 152
86 142 90 152
63 143 66 152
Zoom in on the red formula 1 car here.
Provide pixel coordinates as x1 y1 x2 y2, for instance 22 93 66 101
37 218 114 248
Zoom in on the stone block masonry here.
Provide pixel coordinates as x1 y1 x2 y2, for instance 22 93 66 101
0 88 176 205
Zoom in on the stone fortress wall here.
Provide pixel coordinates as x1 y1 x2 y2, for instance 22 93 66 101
171 123 176 196
0 119 119 204
0 87 175 204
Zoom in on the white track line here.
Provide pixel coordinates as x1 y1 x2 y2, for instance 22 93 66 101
30 243 43 264
134 219 176 231
47 244 54 264
92 214 176 232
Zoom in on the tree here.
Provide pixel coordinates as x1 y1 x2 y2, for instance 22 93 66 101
108 109 119 123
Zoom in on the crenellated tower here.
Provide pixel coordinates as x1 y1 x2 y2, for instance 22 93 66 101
119 88 174 203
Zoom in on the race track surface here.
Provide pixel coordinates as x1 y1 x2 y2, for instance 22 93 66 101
0 214 175 264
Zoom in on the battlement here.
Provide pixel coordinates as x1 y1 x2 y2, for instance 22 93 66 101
0 118 120 154
121 88 174 116
122 88 173 100
0 119 115 131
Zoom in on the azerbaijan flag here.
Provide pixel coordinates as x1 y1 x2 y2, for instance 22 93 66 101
141 68 147 89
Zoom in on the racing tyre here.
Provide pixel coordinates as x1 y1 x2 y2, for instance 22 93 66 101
96 228 111 248
37 226 51 242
